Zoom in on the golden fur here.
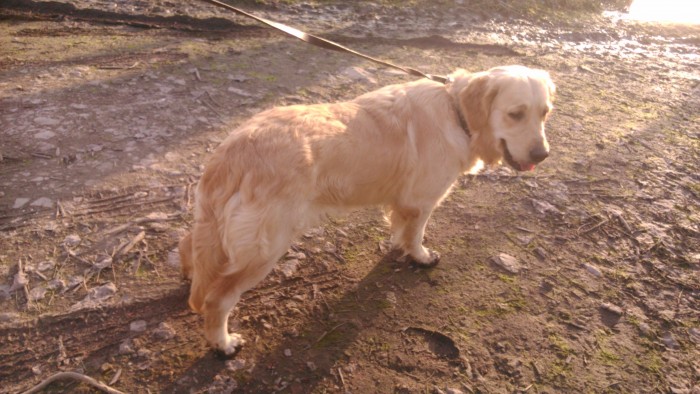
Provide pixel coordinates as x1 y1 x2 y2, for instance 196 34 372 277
180 65 555 355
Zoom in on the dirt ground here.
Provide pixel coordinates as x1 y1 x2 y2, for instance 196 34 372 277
0 0 698 393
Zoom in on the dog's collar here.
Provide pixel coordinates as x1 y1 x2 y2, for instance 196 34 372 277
450 95 470 137
445 78 470 137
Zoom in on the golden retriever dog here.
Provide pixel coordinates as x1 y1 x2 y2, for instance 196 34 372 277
180 65 555 356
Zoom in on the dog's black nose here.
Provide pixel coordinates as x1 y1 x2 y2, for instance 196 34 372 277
529 146 549 163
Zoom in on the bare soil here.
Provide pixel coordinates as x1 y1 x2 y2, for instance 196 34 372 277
0 1 698 393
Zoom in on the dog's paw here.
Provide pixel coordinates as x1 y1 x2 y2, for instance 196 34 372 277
408 250 441 268
213 333 245 359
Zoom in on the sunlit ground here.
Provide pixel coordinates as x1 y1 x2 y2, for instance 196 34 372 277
626 0 700 24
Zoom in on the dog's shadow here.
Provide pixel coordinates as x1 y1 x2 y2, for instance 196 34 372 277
166 251 430 393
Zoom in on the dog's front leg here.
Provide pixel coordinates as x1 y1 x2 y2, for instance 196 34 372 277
390 204 441 268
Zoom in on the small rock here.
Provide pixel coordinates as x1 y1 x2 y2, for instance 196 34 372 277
341 66 377 84
689 327 700 344
153 322 176 340
63 234 81 248
30 197 53 208
323 242 337 254
284 348 292 357
533 247 547 260
306 361 317 371
10 269 28 292
130 320 148 332
137 347 153 359
0 285 10 301
37 261 55 272
34 130 56 140
34 116 60 126
491 253 522 274
385 291 397 306
13 198 30 209
279 259 299 279
638 322 654 337
531 199 562 215
119 339 135 355
46 279 65 291
227 87 253 97
71 282 117 311
0 312 19 323
662 332 679 349
225 359 246 372
29 286 47 301
583 263 602 277
94 256 113 270
445 389 464 394
600 302 624 316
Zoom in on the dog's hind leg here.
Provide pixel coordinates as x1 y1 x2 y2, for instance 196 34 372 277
201 202 298 356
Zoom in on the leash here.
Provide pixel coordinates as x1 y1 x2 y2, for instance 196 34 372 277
197 0 449 84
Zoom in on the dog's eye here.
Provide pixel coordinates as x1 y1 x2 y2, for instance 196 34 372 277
508 111 525 121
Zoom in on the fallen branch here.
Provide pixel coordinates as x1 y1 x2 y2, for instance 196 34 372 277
22 371 126 394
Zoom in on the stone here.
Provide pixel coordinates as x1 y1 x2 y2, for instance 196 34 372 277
583 263 602 277
30 197 53 208
37 261 55 272
153 322 176 340
13 198 30 209
63 234 81 248
34 130 56 140
284 348 292 357
131 320 148 332
279 259 300 279
491 253 522 274
225 359 247 372
28 286 47 301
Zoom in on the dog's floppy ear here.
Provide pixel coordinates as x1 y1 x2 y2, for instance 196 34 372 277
459 72 502 166
458 73 498 133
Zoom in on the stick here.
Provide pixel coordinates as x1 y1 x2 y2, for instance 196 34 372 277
22 371 126 394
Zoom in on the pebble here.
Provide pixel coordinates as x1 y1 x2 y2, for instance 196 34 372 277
153 322 176 340
279 259 300 279
37 261 55 272
341 66 377 84
131 320 148 332
662 332 680 349
600 302 624 316
13 198 30 209
284 349 292 357
119 339 135 355
225 359 246 372
30 197 53 208
34 130 56 140
688 327 700 344
29 286 47 301
63 234 82 248
306 361 317 371
638 322 654 337
34 116 60 126
491 253 522 274
446 389 465 394
583 263 602 277
46 279 65 291
0 312 19 323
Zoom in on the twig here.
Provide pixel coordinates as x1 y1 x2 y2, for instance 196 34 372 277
22 371 126 394
193 67 202 81
97 61 140 70
113 231 145 260
307 322 347 349
577 218 609 235
109 368 122 386
337 367 346 391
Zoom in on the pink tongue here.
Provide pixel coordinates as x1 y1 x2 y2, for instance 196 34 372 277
522 163 536 171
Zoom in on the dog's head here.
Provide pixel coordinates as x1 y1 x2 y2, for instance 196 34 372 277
451 65 555 172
